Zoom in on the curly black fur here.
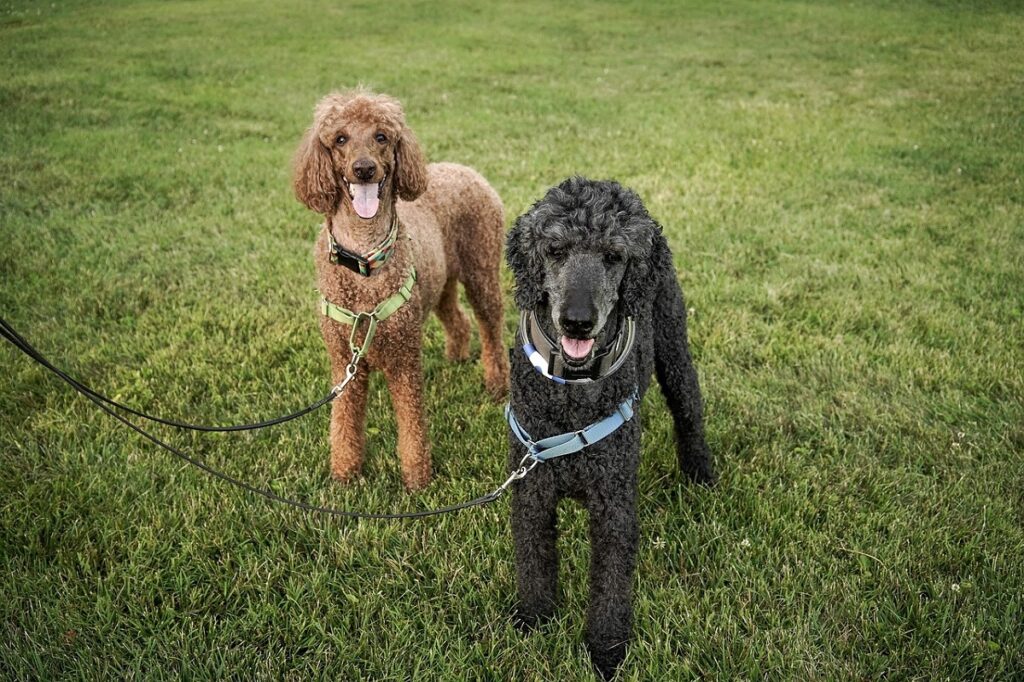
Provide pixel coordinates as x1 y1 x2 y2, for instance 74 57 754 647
506 177 716 679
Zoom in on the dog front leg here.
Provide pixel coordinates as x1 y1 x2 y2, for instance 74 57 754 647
381 344 431 491
653 274 716 486
584 482 638 680
510 460 559 628
328 359 370 484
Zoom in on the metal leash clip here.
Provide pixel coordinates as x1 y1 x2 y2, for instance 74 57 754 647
331 353 362 395
493 452 541 497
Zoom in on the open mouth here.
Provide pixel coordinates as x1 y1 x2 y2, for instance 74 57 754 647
560 336 595 364
345 173 387 220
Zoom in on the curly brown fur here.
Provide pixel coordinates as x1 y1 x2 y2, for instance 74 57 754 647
506 177 715 678
294 90 509 491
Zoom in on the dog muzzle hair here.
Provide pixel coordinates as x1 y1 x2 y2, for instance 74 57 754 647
518 310 636 384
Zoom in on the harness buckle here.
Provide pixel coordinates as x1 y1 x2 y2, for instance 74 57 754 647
574 429 590 446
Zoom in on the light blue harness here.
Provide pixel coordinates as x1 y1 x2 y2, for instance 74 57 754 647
505 391 639 463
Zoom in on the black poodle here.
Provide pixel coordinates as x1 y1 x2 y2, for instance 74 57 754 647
505 177 716 679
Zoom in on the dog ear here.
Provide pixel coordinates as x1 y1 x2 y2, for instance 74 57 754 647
619 218 664 317
293 128 338 215
506 211 545 310
395 127 428 201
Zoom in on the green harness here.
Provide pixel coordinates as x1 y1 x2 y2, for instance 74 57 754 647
320 267 417 362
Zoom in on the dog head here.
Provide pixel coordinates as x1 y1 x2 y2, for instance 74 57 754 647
507 177 660 370
293 90 428 218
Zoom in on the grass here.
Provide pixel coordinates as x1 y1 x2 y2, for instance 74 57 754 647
2 0 1023 678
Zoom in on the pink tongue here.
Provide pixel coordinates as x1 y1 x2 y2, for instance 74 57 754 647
352 183 379 219
561 336 595 360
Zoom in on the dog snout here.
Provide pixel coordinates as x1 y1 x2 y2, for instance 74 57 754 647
560 300 597 337
352 158 377 181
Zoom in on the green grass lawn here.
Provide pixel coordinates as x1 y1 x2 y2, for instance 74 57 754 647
2 0 1023 678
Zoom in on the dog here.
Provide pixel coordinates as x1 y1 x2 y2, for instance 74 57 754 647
505 177 716 678
293 90 509 491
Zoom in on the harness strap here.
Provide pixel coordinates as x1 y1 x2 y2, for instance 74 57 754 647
506 391 638 462
320 267 417 360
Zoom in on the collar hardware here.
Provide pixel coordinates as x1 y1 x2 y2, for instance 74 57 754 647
327 214 399 276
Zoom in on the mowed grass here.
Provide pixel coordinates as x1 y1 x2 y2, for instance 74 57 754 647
2 0 1023 678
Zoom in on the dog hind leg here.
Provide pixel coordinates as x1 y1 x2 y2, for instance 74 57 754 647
461 262 509 400
436 277 471 362
456 188 509 400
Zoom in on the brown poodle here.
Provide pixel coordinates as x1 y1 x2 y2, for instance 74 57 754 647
293 90 509 491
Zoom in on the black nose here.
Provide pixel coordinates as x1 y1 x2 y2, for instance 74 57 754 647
352 158 376 182
560 305 595 337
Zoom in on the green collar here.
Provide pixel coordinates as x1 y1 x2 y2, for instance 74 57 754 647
320 267 417 360
327 215 399 276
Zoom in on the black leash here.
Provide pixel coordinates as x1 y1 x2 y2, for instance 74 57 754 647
1 316 525 519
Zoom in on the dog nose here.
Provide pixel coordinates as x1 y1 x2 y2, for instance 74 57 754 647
352 158 377 181
560 306 595 337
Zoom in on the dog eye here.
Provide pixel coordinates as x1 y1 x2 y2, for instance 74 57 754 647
604 252 624 265
548 246 567 261
375 133 388 144
335 135 347 146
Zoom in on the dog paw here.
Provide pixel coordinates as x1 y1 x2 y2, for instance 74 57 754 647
683 460 718 487
512 604 553 632
329 463 362 485
678 440 718 487
401 470 432 492
586 638 627 680
482 355 509 402
445 342 470 363
484 379 508 402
